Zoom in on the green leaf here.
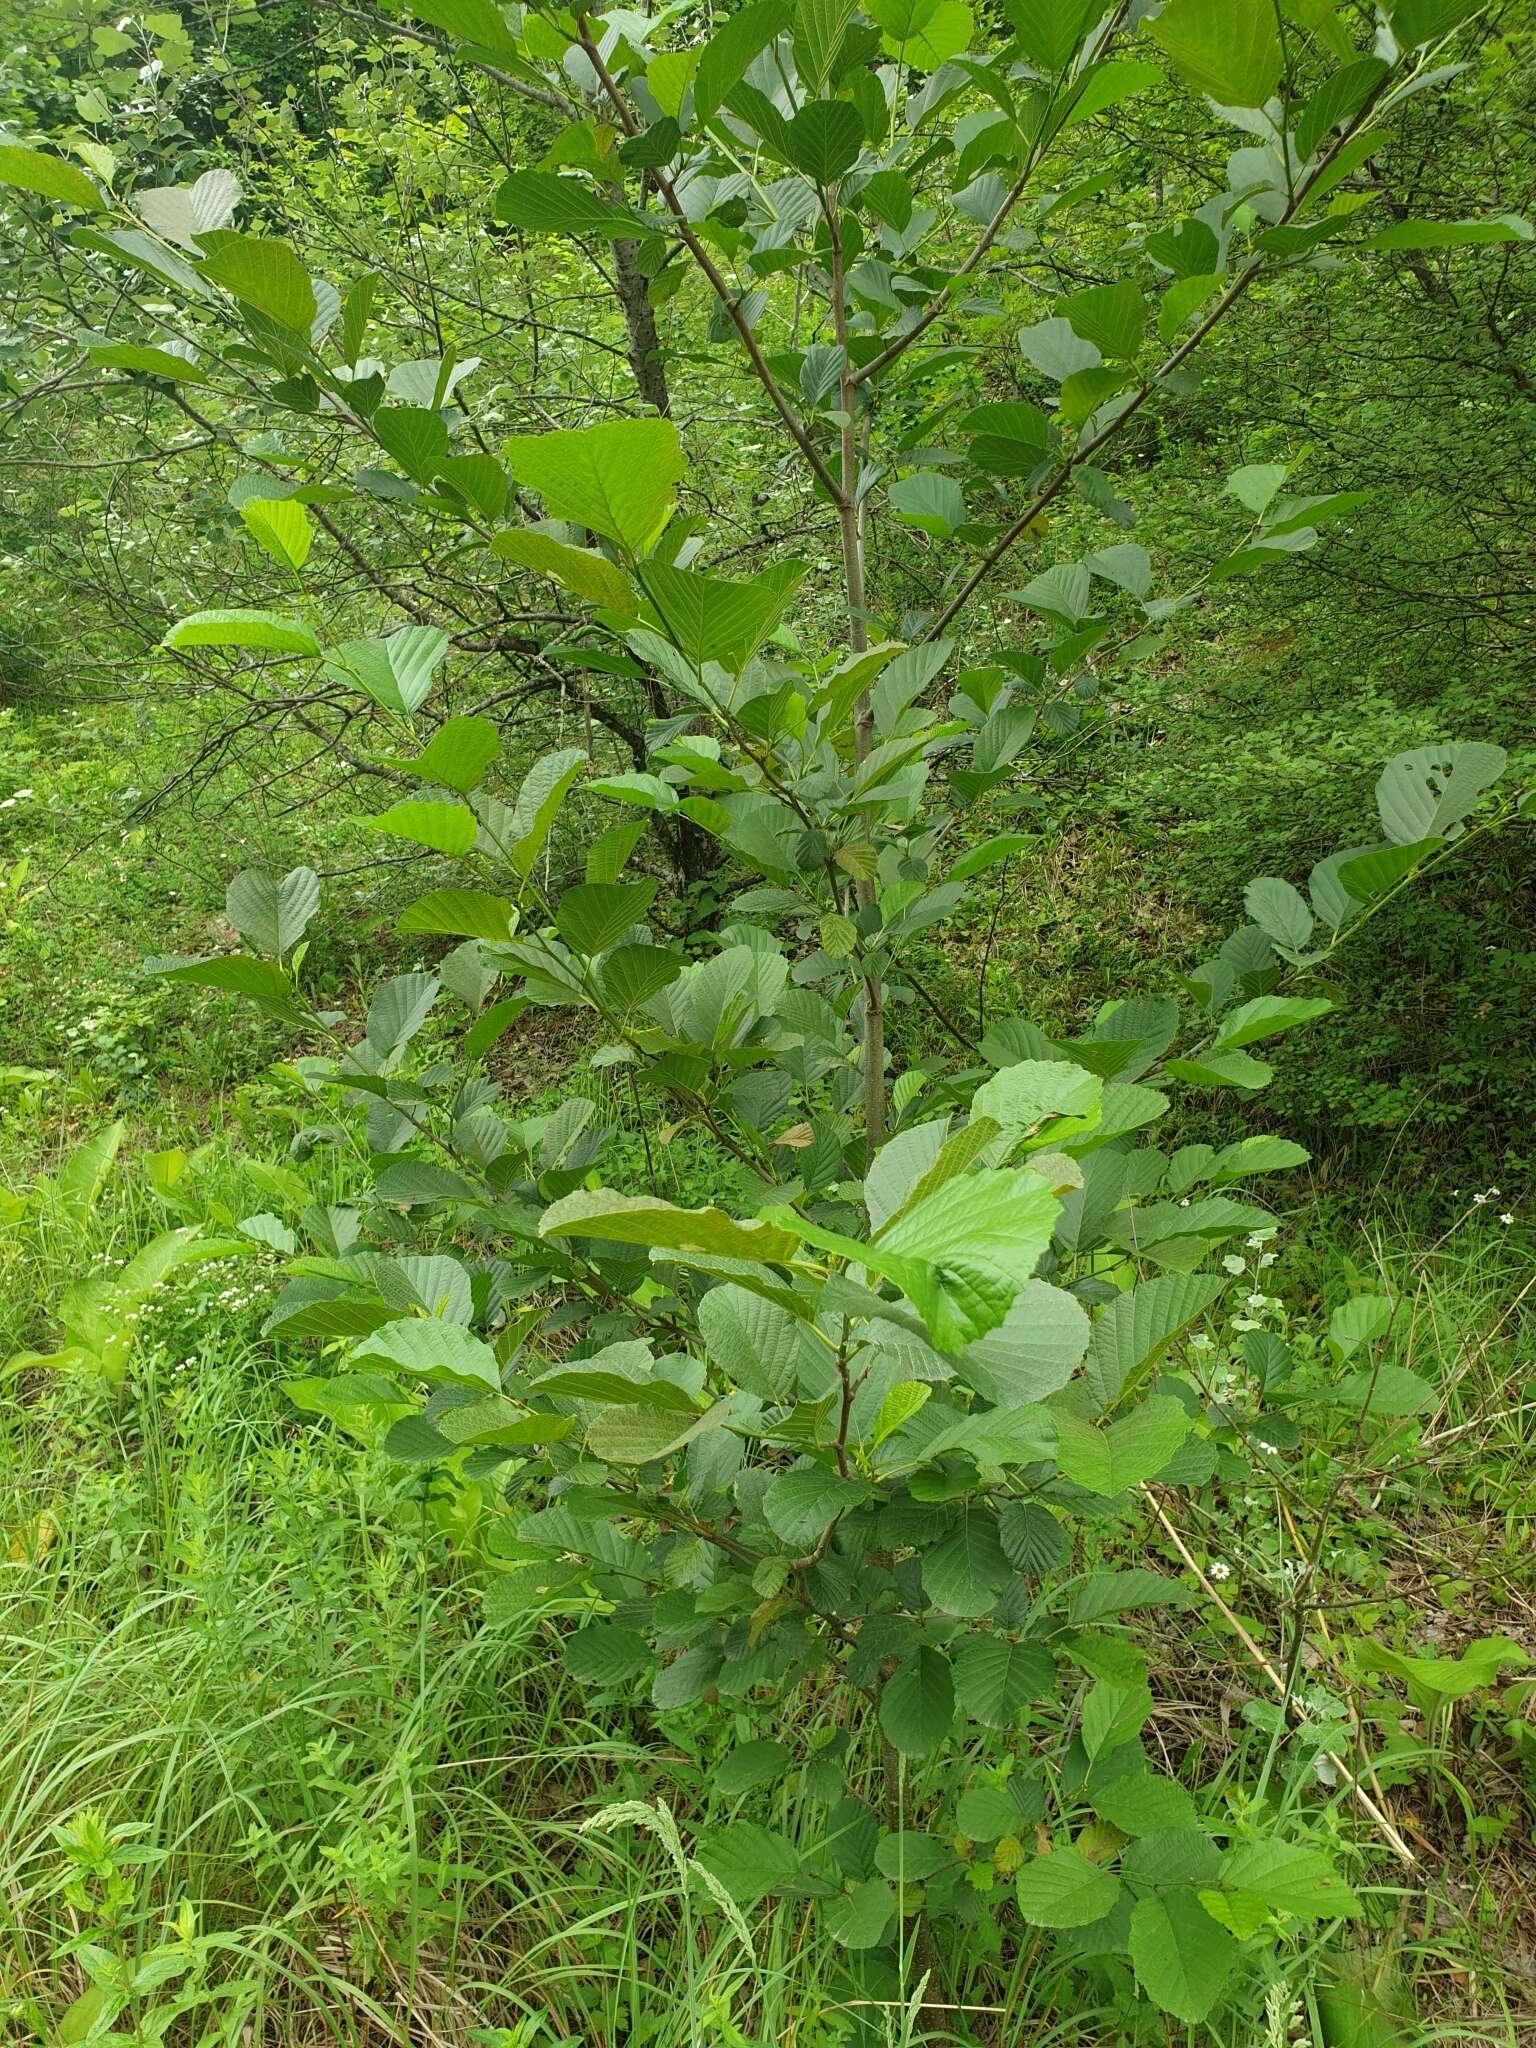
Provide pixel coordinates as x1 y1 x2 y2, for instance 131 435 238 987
555 879 659 957
1083 1273 1225 1410
1243 876 1313 952
391 715 500 793
492 528 638 614
360 800 477 856
881 1647 955 1757
1015 1849 1120 1928
826 1877 895 1949
225 866 320 960
1058 57 1165 129
508 747 588 878
950 832 1034 881
960 1280 1090 1405
694 1822 802 1904
922 1506 1011 1617
961 399 1053 475
493 171 654 240
1004 0 1098 70
1129 1889 1238 2021
241 497 312 571
0 144 105 211
1355 1635 1529 1714
199 234 317 331
699 1284 819 1402
860 1169 1061 1351
162 610 320 657
874 1830 952 1879
88 341 208 382
1059 281 1145 359
794 0 855 90
1053 1394 1190 1496
531 1363 698 1413
350 1318 500 1391
505 419 684 554
954 1636 1054 1728
1387 0 1481 45
1375 743 1506 844
1367 216 1533 249
1162 1049 1273 1091
785 98 864 183
1326 1293 1392 1360
695 0 792 122
397 889 513 941
56 1123 125 1221
599 943 685 1013
764 1466 871 1546
563 1624 653 1685
1144 0 1282 106
147 954 294 1002
407 0 523 52
541 1189 802 1266
1211 994 1333 1051
970 1059 1102 1149
1090 1769 1197 1836
639 559 805 669
588 1402 727 1465
1335 838 1436 902
324 626 451 714
888 472 967 538
717 1739 793 1795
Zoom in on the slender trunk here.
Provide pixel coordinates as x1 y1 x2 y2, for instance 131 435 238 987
613 229 671 415
829 205 886 1161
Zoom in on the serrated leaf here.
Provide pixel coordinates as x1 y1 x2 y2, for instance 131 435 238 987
350 1318 500 1390
1054 1394 1190 1496
763 1465 871 1546
953 1635 1055 1727
922 1506 1011 1617
1015 1849 1120 1928
1144 0 1281 106
492 528 638 614
505 418 684 554
1375 743 1506 844
493 171 654 239
1129 1889 1238 2021
880 1646 955 1757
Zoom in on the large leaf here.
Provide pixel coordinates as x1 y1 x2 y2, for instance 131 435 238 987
953 1636 1055 1727
784 99 864 183
1355 1635 1529 1713
854 1171 1061 1351
960 1280 1090 1404
324 626 450 714
350 1318 500 1391
199 233 317 330
162 610 320 657
1082 1273 1225 1410
1129 1890 1238 2021
0 144 105 211
1144 0 1282 106
1375 743 1506 844
541 1189 802 1265
695 0 792 121
880 1647 955 1757
922 1506 1012 1617
887 473 967 538
492 528 638 614
505 419 684 554
225 867 320 960
698 1283 820 1400
1053 1394 1190 1495
763 1465 871 1546
1211 994 1333 1052
1364 216 1532 248
1014 1849 1120 1928
508 747 587 878
360 800 477 856
555 879 659 956
397 888 514 941
1006 0 1099 70
493 171 655 239
637 560 805 668
134 169 241 248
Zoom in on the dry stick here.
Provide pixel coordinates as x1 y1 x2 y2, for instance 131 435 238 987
1141 1484 1416 1866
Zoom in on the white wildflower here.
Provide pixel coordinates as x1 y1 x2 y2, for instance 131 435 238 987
1209 1561 1231 1581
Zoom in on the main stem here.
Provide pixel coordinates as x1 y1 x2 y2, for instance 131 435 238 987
828 200 885 1162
